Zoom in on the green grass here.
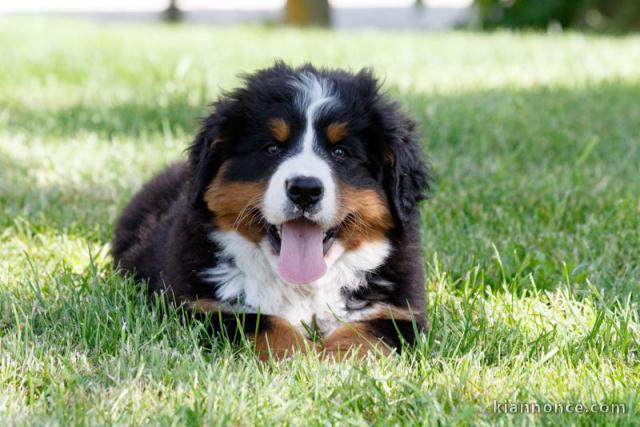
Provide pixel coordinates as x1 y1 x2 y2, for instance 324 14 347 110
1 18 639 425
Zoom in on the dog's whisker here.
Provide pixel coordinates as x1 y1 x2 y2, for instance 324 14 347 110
232 195 264 231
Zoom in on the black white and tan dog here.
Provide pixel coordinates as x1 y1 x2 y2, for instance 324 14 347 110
112 62 430 360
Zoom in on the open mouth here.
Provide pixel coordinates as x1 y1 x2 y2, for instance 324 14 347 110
266 219 339 284
267 222 337 256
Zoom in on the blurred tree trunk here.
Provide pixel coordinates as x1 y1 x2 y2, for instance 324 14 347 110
285 0 331 27
164 0 183 23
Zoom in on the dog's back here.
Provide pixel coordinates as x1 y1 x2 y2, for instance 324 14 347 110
111 162 189 281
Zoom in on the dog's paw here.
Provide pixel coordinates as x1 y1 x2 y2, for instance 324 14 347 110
319 323 392 361
249 316 314 361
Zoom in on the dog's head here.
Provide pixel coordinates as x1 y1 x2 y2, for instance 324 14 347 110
190 63 429 285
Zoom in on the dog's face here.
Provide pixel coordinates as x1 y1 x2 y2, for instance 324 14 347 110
190 64 428 285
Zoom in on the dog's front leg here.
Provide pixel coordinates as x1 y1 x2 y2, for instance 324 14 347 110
321 306 423 360
186 298 312 361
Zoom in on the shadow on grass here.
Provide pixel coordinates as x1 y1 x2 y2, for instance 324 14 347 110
4 98 208 140
2 80 639 297
0 149 122 241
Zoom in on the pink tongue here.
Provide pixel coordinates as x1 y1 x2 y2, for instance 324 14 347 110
277 220 327 284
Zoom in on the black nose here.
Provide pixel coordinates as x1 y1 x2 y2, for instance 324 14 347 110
286 176 324 209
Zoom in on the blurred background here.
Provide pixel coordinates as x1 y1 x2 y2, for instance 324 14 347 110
1 0 638 32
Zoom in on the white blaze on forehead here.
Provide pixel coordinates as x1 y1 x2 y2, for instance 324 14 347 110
291 72 337 154
292 72 334 151
263 73 338 228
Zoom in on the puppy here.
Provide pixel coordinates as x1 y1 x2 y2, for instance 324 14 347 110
112 62 430 360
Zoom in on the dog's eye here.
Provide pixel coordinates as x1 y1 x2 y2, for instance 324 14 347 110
265 144 281 155
331 147 347 159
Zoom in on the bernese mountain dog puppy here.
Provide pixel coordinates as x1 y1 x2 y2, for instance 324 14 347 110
112 62 430 360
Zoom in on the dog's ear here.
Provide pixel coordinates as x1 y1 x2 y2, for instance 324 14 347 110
373 99 430 226
188 101 241 207
354 68 430 225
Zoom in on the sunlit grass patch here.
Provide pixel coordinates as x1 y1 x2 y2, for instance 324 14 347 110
1 18 639 425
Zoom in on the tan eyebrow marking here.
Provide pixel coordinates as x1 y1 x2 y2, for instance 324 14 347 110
210 138 224 148
326 122 348 144
384 149 394 165
269 118 290 143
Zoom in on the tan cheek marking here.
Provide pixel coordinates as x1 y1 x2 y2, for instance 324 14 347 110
269 118 290 143
326 121 348 144
337 184 393 250
204 168 267 243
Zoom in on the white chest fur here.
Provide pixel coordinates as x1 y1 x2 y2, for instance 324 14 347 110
202 231 391 337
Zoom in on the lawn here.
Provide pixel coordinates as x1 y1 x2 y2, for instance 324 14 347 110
1 18 639 425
